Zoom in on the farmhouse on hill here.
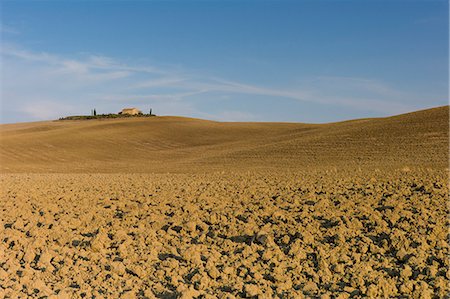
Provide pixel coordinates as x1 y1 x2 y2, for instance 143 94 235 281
119 108 142 115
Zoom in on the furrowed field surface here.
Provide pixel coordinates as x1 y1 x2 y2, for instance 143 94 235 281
0 106 448 173
0 106 448 298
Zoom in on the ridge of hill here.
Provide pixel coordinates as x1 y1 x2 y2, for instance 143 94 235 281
0 106 448 172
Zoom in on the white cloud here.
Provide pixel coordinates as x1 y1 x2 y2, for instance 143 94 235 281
1 43 427 123
184 77 414 114
21 100 75 120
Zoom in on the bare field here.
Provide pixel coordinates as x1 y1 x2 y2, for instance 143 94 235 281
0 106 448 173
0 106 449 298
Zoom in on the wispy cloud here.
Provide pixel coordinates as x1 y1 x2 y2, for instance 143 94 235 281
127 77 188 90
2 44 167 77
171 77 414 114
1 43 425 123
21 100 75 120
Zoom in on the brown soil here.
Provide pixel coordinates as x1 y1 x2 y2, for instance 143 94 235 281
0 106 448 173
0 106 448 298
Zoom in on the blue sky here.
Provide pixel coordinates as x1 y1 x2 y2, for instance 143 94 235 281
1 0 448 123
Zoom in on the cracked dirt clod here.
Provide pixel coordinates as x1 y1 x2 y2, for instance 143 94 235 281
0 169 448 298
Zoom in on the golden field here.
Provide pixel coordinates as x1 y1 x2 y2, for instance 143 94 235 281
0 106 448 298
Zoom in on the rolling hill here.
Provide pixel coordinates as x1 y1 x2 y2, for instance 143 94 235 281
0 106 448 173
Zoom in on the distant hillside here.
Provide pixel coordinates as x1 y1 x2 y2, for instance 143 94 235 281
0 106 448 173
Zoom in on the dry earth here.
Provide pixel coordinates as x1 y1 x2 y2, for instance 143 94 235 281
0 106 448 173
0 106 448 298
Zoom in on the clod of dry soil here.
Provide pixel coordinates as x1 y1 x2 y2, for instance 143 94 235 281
0 170 448 298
